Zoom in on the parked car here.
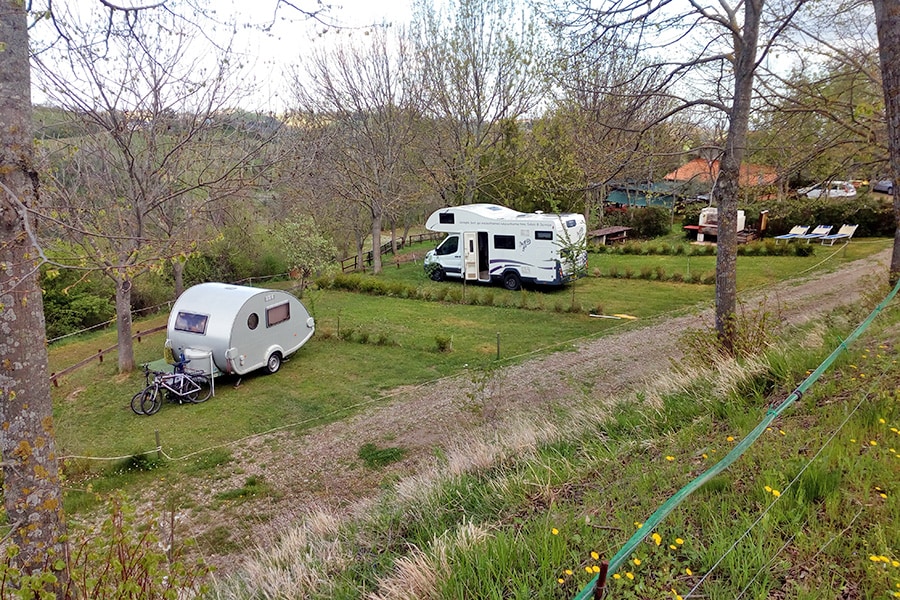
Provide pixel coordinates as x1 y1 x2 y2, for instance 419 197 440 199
872 179 894 195
799 181 857 199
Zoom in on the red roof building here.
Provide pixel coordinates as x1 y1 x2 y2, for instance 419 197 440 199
664 158 777 187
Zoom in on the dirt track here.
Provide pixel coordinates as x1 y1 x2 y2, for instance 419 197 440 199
183 246 892 570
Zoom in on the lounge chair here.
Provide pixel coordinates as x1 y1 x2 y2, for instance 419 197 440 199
798 225 833 242
820 224 859 246
774 225 810 243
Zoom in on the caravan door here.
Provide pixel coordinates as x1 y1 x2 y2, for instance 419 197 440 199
463 232 478 280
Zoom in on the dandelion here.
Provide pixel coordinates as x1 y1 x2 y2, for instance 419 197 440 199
871 440 878 446
626 572 634 580
565 569 573 575
632 558 642 566
652 533 662 546
585 566 593 574
870 555 881 562
764 485 772 493
881 493 888 499
666 455 675 461
727 436 734 442
558 578 565 584
591 551 600 561
851 438 857 443
592 565 601 573
702 453 708 459
860 373 867 378
670 544 678 550
880 418 887 424
672 589 684 600
849 364 858 369
779 430 786 436
892 560 899 567
551 528 559 535
685 567 693 576
675 538 684 545
772 489 781 497
635 521 643 529
613 573 621 580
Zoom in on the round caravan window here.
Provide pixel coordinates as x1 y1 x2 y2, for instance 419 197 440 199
247 313 259 330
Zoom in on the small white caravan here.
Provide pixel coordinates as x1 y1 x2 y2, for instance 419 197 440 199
166 282 315 376
423 204 587 290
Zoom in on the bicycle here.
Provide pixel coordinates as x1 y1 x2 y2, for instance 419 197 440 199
131 359 212 416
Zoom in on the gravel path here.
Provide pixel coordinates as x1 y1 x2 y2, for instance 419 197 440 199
186 247 891 570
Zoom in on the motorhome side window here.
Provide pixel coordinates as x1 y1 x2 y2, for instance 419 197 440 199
436 236 459 256
494 235 515 250
174 312 208 334
439 213 455 224
535 231 553 240
266 303 291 327
566 219 577 228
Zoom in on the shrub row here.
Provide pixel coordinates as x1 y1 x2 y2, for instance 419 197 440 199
593 239 815 257
314 274 595 314
596 266 717 285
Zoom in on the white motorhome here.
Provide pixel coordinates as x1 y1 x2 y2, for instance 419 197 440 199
423 204 587 290
166 282 315 376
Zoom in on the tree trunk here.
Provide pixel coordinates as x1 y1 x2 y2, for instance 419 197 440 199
115 276 135 373
371 210 383 274
355 232 365 271
0 0 68 585
173 259 185 299
714 0 763 353
874 0 900 284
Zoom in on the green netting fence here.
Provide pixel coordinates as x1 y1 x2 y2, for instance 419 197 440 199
573 276 900 600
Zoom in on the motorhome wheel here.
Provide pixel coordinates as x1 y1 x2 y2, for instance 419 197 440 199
429 266 445 282
266 352 282 374
502 272 522 291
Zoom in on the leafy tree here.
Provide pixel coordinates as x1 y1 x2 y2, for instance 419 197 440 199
271 217 337 292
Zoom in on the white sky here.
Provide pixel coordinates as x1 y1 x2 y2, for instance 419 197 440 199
217 0 416 111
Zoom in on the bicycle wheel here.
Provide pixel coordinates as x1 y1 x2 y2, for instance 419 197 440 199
180 375 200 403
131 389 147 415
141 386 162 415
188 375 212 403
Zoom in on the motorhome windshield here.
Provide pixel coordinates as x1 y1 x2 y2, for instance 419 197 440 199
436 236 459 255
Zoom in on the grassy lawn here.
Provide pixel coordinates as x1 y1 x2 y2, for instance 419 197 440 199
48 237 890 501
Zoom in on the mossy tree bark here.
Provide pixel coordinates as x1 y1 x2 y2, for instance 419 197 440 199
0 0 68 586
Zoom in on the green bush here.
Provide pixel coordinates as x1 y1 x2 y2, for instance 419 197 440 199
603 206 672 238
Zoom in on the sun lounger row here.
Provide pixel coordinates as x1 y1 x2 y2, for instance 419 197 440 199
773 224 858 245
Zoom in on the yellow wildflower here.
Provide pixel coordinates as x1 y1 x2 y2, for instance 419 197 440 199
558 578 565 584
565 569 573 575
613 573 621 580
685 567 693 575
702 453 708 459
666 455 675 461
764 485 772 493
551 528 559 535
625 572 634 580
880 418 887 424
592 565 601 573
871 440 878 446
652 533 662 546
585 566 593 573
591 551 600 561
675 538 684 545
634 521 643 528
670 544 678 550
772 489 781 497
632 558 641 566
727 436 734 442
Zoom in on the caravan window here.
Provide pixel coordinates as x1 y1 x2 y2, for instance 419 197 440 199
535 231 553 240
435 235 459 256
566 219 577 228
494 235 515 250
247 313 259 330
266 303 291 327
174 312 208 335
439 213 455 224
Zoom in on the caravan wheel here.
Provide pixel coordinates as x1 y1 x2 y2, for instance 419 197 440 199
265 352 282 374
502 271 522 291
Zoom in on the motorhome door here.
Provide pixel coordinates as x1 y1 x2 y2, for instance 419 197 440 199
463 232 478 280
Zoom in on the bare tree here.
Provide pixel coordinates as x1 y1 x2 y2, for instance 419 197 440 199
33 5 279 372
413 0 549 206
0 0 67 587
292 27 425 274
562 0 806 351
873 0 900 283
